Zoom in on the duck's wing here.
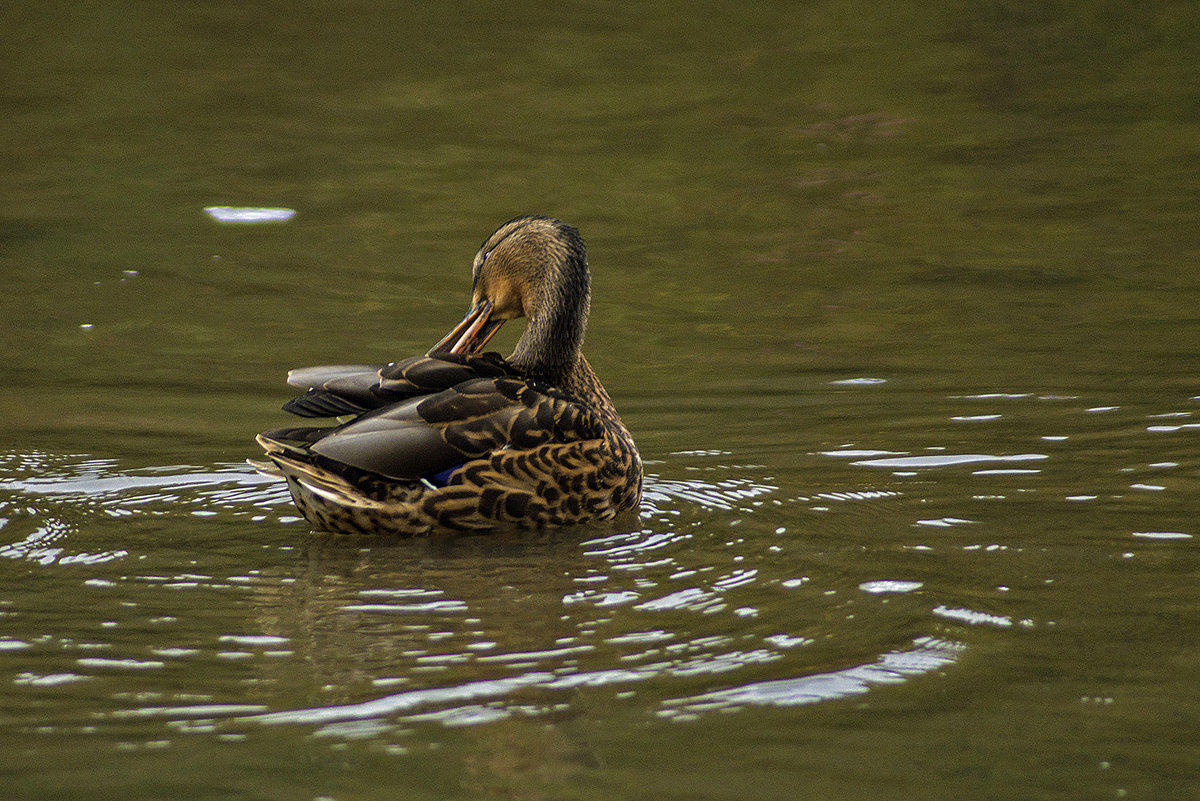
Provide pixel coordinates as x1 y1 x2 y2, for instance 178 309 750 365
281 365 383 417
264 375 599 482
281 353 515 418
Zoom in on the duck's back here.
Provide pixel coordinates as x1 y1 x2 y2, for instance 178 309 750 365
257 353 642 534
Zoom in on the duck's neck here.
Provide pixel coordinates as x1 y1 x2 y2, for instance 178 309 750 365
509 311 621 421
508 276 589 385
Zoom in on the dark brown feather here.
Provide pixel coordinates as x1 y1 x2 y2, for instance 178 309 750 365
283 354 517 418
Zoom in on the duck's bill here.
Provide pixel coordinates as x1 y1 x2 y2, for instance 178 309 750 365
427 298 506 356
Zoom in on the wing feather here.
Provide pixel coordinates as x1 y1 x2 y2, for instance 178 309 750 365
281 354 518 418
271 353 604 483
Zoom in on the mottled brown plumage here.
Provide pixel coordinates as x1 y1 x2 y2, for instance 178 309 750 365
254 215 642 535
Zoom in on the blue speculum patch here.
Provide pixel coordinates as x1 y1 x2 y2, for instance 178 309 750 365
426 464 461 486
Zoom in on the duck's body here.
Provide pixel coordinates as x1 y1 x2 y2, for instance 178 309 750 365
255 215 642 535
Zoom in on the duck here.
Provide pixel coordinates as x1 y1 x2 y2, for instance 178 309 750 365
254 215 643 535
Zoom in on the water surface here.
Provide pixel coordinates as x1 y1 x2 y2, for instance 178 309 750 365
3 1 1199 799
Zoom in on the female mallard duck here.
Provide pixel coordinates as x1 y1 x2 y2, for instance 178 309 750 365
255 215 642 535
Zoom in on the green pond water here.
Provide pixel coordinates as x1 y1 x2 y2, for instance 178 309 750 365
3 1 1200 798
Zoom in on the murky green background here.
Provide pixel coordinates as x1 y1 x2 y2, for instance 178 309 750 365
3 1 1199 799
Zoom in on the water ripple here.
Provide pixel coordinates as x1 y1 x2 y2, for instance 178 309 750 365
659 637 963 717
0 445 1013 743
251 673 556 726
852 453 1048 469
643 476 777 512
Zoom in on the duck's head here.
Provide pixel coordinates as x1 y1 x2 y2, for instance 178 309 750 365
428 215 590 379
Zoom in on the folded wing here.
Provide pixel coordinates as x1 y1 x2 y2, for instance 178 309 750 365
263 355 599 482
281 353 515 418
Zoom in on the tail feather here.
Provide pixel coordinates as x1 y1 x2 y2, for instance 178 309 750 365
260 448 394 511
282 389 370 418
246 457 284 478
257 429 333 451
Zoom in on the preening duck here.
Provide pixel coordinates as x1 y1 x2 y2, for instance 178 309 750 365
254 215 642 535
